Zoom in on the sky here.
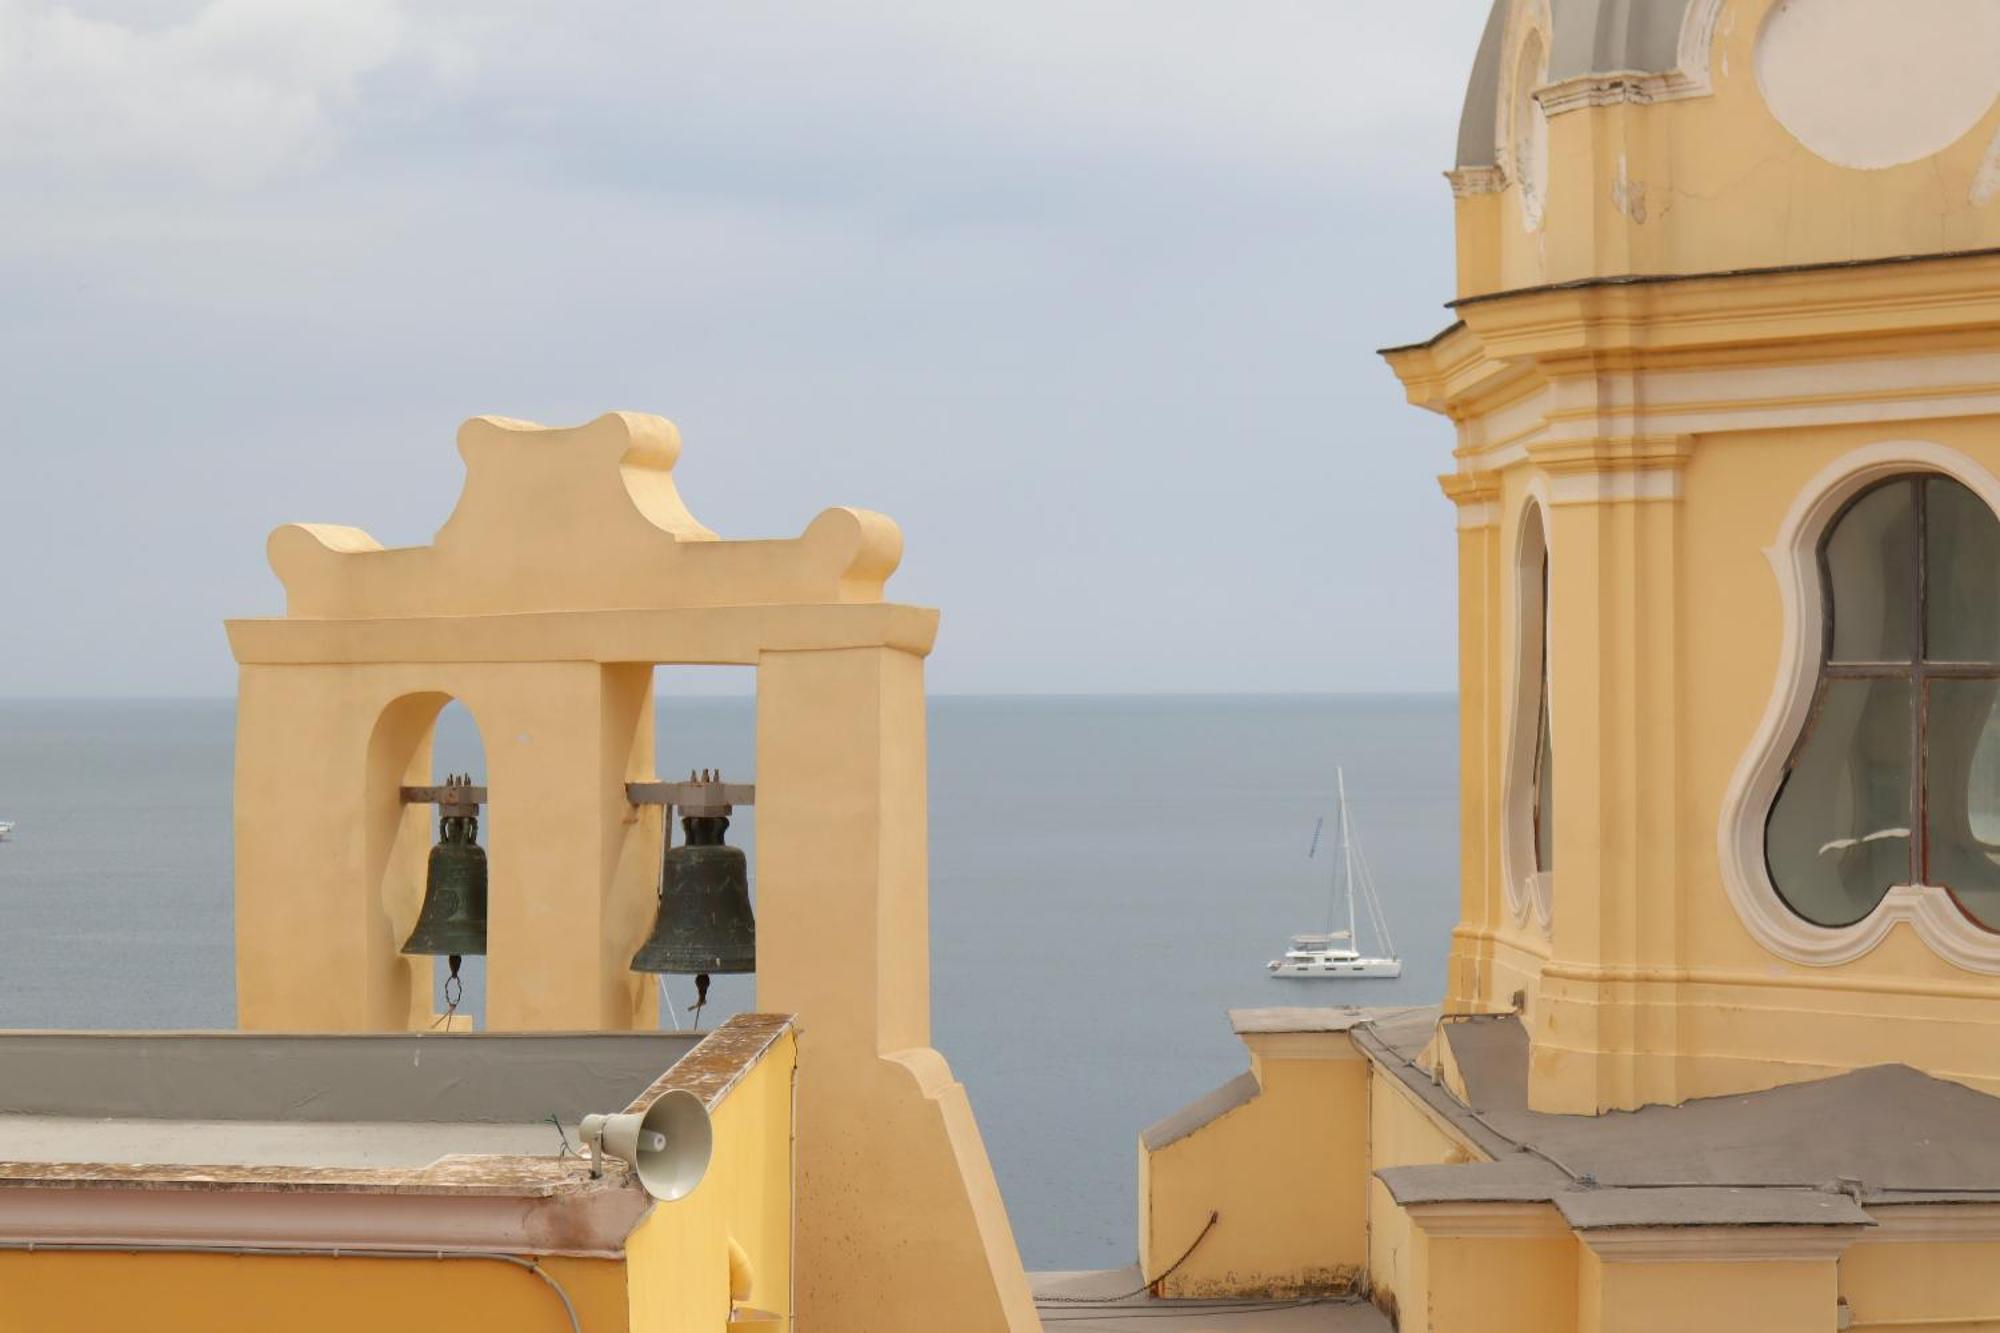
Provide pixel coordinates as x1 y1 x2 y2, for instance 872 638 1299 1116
0 0 1491 697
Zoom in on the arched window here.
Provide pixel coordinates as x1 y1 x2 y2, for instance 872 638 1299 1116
1766 474 2000 929
1506 500 1555 928
1533 544 1554 878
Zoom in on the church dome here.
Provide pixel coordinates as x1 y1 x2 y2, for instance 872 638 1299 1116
1442 0 2000 299
1456 0 1701 169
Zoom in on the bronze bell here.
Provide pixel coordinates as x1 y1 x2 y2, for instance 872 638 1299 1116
402 775 489 961
632 810 755 975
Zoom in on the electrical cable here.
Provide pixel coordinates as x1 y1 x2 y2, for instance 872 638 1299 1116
1035 1211 1217 1304
1039 1297 1360 1322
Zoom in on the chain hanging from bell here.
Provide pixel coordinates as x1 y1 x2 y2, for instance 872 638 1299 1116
632 770 755 976
402 773 489 979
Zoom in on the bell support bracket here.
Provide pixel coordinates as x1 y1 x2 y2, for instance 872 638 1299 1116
626 781 755 817
400 785 487 816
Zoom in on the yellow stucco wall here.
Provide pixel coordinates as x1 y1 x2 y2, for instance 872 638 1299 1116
1418 1229 1577 1333
1138 1035 1369 1298
626 1028 796 1330
0 1251 629 1333
1363 1067 1483 1330
1841 1235 2000 1331
1578 1248 1836 1333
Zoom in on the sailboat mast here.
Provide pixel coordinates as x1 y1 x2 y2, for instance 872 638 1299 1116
1339 768 1357 945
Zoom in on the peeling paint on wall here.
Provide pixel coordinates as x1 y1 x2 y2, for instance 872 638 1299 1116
1973 125 2000 207
1613 154 1649 223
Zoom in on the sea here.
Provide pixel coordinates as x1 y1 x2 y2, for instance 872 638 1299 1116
0 694 1457 1271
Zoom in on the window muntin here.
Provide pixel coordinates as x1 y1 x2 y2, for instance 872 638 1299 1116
1766 474 2000 929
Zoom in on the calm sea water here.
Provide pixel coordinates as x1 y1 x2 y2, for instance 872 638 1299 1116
0 694 1456 1270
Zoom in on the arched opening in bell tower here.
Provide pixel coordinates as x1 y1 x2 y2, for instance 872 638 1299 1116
363 691 492 1030
427 699 489 1026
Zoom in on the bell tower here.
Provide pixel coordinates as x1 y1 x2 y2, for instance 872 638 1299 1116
1386 0 2000 1115
227 410 1038 1331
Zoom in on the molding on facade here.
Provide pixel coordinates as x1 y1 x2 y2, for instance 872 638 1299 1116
1456 500 1500 530
1439 470 1504 531
1447 165 1508 198
1579 1224 1865 1264
1239 1031 1368 1062
0 1185 643 1259
1717 440 2000 974
1535 0 1724 118
1546 468 1681 504
1406 1201 1569 1239
1865 1205 2000 1243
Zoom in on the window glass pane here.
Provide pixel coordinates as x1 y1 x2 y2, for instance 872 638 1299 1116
1924 679 2000 927
1826 481 1916 662
1924 477 2000 663
1767 678 1913 926
1534 680 1554 874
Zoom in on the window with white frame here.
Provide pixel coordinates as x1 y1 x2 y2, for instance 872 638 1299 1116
1505 500 1555 929
1765 473 2000 929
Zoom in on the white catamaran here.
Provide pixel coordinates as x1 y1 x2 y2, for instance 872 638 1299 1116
1268 770 1401 979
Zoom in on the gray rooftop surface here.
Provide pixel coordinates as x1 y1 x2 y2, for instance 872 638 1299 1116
0 1030 703 1171
1368 1014 2000 1228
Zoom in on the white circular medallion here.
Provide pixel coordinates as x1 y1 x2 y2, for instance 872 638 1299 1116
1756 0 2000 170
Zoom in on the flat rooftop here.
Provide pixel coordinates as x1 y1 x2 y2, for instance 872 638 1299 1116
1365 1012 2000 1230
0 1029 702 1175
0 1019 790 1255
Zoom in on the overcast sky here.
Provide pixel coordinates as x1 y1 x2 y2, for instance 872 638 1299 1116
0 0 1489 696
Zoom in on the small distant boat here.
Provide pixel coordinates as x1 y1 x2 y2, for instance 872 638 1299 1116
1268 770 1401 979
0 822 13 842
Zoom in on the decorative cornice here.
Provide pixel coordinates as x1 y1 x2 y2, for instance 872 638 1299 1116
1534 67 1707 117
1524 435 1693 477
1406 1201 1569 1239
1866 1205 2000 1243
1438 471 1501 529
1525 436 1691 505
1446 165 1507 198
1579 1224 1865 1264
0 1183 644 1259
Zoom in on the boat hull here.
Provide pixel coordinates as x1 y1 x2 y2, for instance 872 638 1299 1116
1268 957 1401 979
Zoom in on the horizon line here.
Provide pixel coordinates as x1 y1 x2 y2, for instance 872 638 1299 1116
0 689 1458 703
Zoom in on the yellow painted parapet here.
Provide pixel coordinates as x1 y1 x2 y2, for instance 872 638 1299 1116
226 413 1037 1331
0 1015 795 1333
269 412 902 618
1136 1010 1375 1299
626 1019 797 1331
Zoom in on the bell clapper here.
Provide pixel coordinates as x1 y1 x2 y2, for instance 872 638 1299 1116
431 954 465 1031
692 972 711 1033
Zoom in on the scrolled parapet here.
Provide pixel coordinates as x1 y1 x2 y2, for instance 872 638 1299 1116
265 412 905 619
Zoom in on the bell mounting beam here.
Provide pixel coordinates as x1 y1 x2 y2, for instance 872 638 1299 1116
626 781 755 816
399 784 486 812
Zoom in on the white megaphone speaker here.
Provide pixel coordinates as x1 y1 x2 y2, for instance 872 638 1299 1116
579 1088 713 1201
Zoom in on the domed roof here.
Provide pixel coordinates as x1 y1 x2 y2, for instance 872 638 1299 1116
1456 0 1701 167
